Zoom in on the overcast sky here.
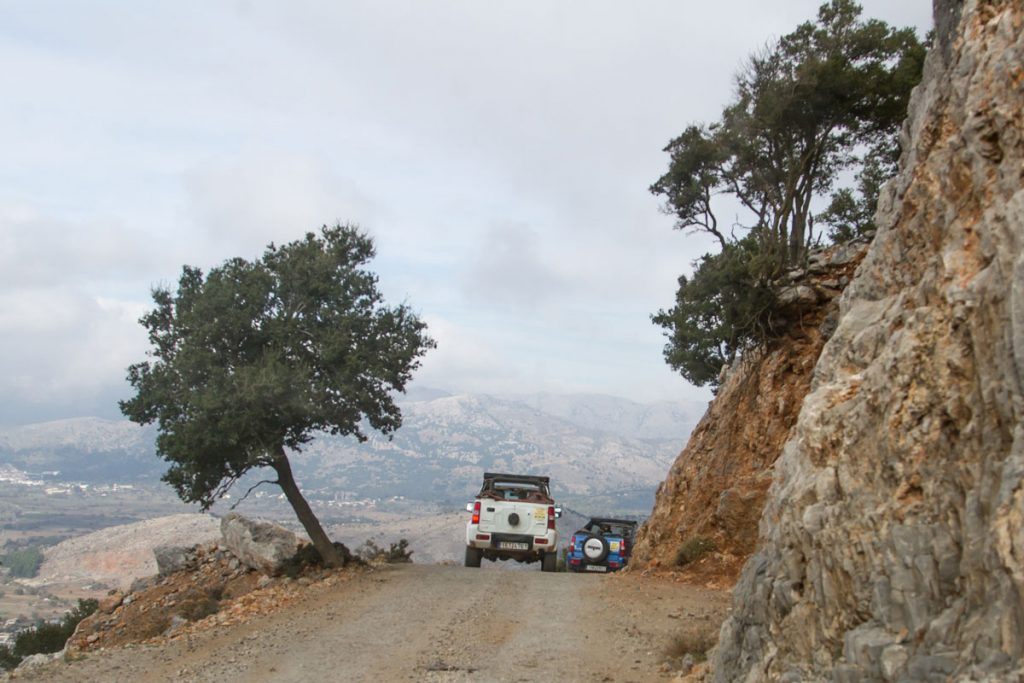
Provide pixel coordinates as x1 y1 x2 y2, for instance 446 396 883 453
0 1 933 425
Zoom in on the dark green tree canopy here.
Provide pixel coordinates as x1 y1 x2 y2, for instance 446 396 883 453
651 1 925 388
652 236 776 386
120 225 434 566
651 0 925 268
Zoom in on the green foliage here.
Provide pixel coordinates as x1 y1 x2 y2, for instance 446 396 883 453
651 1 925 387
121 224 434 508
1 546 43 578
652 237 777 387
653 0 924 267
819 155 891 241
120 225 435 566
0 599 98 670
674 537 716 567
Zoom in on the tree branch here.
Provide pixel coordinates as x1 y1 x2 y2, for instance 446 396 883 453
230 479 280 510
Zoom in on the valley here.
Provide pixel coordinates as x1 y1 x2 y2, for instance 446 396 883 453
0 391 697 639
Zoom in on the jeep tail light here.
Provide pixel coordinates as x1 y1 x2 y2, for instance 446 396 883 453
547 506 555 530
472 501 481 525
571 535 577 549
621 538 627 555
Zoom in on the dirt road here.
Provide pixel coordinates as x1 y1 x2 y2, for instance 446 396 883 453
18 564 728 682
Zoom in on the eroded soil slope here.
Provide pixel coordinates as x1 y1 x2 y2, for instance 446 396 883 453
631 246 865 583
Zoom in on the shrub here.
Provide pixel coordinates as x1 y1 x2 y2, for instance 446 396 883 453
664 627 718 663
282 541 358 578
176 590 220 622
1 546 44 578
355 539 413 564
674 537 716 567
0 598 98 670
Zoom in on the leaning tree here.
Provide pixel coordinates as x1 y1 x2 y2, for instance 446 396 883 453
120 225 435 567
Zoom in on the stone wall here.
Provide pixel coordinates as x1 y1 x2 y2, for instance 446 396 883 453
713 1 1024 680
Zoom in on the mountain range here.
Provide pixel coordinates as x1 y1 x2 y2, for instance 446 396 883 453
0 391 704 510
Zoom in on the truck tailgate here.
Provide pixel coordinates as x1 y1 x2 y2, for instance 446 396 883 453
478 502 548 535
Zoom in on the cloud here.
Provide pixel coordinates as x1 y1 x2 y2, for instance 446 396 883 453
181 153 382 262
462 223 570 309
0 0 934 423
0 205 164 289
0 287 147 423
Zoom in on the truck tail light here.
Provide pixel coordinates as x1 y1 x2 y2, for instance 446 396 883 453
472 501 481 525
547 506 555 530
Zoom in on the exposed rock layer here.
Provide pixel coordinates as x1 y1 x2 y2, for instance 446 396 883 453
630 244 866 583
713 1 1024 680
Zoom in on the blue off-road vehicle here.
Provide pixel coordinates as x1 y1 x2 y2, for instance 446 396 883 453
565 517 638 573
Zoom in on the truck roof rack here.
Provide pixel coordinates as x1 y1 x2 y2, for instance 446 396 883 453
482 472 550 485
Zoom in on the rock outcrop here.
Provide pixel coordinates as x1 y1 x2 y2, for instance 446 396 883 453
67 539 351 654
713 1 1024 681
220 513 299 576
630 243 867 583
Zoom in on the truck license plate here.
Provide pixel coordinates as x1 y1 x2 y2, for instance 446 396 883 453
585 565 607 572
498 542 529 550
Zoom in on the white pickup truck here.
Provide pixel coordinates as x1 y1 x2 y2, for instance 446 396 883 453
464 472 560 572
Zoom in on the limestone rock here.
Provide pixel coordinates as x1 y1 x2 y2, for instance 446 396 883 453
153 544 192 576
713 1 1024 680
220 513 298 576
16 652 61 671
631 242 865 581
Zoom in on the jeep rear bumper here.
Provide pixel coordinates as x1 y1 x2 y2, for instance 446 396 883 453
466 527 557 562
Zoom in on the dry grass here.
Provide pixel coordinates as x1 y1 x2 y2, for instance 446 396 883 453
664 626 719 663
674 537 716 567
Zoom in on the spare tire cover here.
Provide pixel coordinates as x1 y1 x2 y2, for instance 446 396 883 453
583 535 609 562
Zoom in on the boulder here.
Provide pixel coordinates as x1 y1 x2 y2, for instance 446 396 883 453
97 590 124 614
220 513 298 576
153 544 192 576
17 652 61 671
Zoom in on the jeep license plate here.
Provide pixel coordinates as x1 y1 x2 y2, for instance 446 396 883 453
585 565 607 572
498 542 529 550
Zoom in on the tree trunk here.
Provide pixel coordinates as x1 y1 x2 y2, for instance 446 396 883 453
272 448 346 568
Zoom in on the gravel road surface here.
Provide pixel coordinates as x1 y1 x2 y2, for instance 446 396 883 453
15 564 728 682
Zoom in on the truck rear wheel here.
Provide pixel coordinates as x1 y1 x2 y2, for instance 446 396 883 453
465 546 483 568
541 552 557 572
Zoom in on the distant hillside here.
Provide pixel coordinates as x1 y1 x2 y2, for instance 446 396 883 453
0 393 703 510
26 513 220 591
0 417 158 482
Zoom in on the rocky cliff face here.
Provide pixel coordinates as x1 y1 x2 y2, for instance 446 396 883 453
630 243 867 583
713 1 1024 681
